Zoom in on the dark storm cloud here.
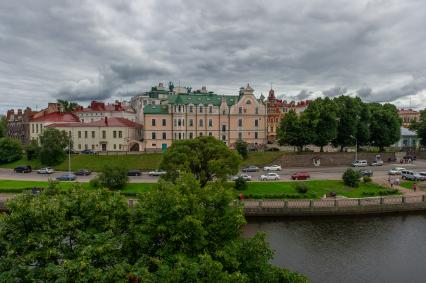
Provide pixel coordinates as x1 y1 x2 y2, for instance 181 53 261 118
295 90 314 101
1 0 426 111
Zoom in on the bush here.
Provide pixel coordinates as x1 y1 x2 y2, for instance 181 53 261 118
342 168 362 187
235 139 248 159
363 176 372 183
97 165 129 190
89 177 102 188
294 183 308 194
0 137 23 164
25 140 40 161
234 177 247 191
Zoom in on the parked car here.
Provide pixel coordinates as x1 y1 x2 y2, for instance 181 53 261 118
75 169 92 176
371 160 384 166
359 169 373 177
128 169 142 176
263 165 282 171
259 172 280 181
81 149 96 154
413 172 426 181
352 160 368 167
401 170 416 181
65 148 79 154
242 166 260 172
14 165 32 173
148 170 167 176
56 173 77 181
230 174 252 181
417 172 426 180
37 167 54 174
291 172 310 180
388 167 406 175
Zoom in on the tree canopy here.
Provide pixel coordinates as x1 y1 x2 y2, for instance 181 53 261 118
57 99 79 112
38 128 71 166
368 103 401 151
160 136 241 187
0 178 307 282
235 138 248 159
277 110 313 152
412 109 426 146
0 115 6 138
0 137 23 164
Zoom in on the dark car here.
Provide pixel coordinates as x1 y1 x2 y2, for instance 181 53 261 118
359 169 373 177
14 165 32 173
128 169 142 176
266 147 280 152
81 149 96 154
242 166 260 172
75 169 92 176
291 172 310 180
56 173 77 181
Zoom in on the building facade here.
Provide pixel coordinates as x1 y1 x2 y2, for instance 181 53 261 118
74 101 137 123
266 88 284 142
143 84 267 152
398 109 420 128
6 108 33 145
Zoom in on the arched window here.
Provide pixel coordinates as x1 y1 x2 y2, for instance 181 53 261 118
246 100 252 105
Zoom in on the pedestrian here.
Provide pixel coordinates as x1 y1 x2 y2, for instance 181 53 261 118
413 183 417 192
388 176 391 184
395 178 400 186
390 179 394 188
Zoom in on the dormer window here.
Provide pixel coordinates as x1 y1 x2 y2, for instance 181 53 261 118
246 100 252 105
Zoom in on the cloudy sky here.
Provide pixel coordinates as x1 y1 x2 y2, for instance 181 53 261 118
1 0 426 113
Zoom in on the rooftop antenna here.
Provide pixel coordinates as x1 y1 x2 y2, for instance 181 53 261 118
409 97 412 108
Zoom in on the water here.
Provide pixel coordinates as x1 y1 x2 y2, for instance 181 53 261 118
244 213 426 283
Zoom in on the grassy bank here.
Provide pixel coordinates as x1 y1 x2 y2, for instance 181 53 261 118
0 179 398 199
0 151 286 172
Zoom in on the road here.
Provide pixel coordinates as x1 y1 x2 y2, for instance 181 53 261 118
1 160 426 183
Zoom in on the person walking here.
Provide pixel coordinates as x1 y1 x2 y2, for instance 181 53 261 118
413 182 417 192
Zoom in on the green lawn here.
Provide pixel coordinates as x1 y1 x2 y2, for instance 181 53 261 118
400 181 415 190
1 151 285 172
0 179 399 199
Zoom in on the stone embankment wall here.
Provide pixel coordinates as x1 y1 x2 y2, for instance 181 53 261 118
274 152 396 168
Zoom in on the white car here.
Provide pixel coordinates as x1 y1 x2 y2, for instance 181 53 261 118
148 170 167 176
388 167 406 175
259 173 280 181
37 167 54 174
352 160 368 167
231 174 252 181
371 160 384 166
263 165 282 171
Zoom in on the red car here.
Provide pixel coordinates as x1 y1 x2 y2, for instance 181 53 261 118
291 172 310 180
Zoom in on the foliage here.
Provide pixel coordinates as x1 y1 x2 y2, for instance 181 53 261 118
332 96 362 151
57 99 79 112
160 136 241 187
363 176 372 183
277 110 313 152
235 138 248 159
0 115 6 138
368 103 401 151
0 177 307 282
294 183 308 194
342 168 362 187
412 109 426 146
96 165 129 190
39 128 71 166
234 177 248 190
25 139 40 161
0 137 23 164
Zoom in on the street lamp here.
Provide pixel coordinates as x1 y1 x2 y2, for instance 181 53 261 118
350 135 357 161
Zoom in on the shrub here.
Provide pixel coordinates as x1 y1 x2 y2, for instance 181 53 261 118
294 183 308 194
97 165 129 190
363 176 372 183
342 168 362 188
0 137 23 164
234 177 247 191
235 139 248 159
25 140 40 161
89 177 102 189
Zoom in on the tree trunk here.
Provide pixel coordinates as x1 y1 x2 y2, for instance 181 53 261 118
340 145 344 152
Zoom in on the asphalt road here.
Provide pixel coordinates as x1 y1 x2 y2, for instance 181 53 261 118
2 160 426 183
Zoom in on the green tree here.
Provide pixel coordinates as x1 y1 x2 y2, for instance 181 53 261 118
0 137 23 164
160 136 241 187
304 97 337 152
235 138 248 159
333 96 362 151
342 168 362 187
368 103 401 151
413 109 426 146
277 110 313 152
39 128 71 166
25 139 40 161
96 165 129 190
0 115 6 138
356 102 371 148
57 99 79 112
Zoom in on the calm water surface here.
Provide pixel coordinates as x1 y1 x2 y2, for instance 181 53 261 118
244 213 426 283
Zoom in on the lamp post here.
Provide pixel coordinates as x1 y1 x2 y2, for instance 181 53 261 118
350 135 357 161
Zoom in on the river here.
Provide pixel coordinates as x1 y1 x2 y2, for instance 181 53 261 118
244 213 426 283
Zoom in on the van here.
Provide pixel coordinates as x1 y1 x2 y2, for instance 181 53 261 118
352 160 367 167
401 170 415 180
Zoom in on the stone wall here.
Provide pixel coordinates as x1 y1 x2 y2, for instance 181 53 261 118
274 152 396 168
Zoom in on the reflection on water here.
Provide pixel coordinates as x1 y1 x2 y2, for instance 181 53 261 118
244 213 426 283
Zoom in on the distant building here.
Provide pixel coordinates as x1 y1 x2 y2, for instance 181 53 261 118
29 112 80 142
398 109 420 128
6 107 33 145
73 101 136 123
393 127 420 149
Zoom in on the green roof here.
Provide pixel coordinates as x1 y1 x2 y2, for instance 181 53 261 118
168 93 239 106
144 104 169 115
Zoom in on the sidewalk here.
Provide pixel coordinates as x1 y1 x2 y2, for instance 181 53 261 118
373 177 426 196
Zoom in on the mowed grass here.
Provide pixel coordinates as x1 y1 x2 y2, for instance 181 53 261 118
0 179 399 199
1 151 286 172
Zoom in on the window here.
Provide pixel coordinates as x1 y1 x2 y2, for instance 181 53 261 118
238 119 242 127
189 119 193 126
178 133 181 140
189 132 193 139
113 131 117 138
238 132 242 139
199 119 204 127
152 119 156 126
178 119 181 126
114 144 116 150
36 124 38 133
178 105 181 112
199 132 203 137
246 100 251 105
152 132 156 140
162 132 167 139
85 144 88 150
208 119 212 127
222 125 226 132
119 144 122 150
222 135 226 141
32 124 34 133
199 106 203 113
239 107 242 114
92 144 95 150
255 107 259 114
255 119 258 127
162 119 166 126
102 131 106 139
78 131 81 138
92 131 95 138
78 144 81 149
189 106 193 113
222 110 226 115
119 131 122 138
255 132 258 139
209 106 212 113
174 119 177 127
209 132 212 136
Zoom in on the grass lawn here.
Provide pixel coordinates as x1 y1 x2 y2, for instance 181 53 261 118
399 181 417 190
1 151 285 172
